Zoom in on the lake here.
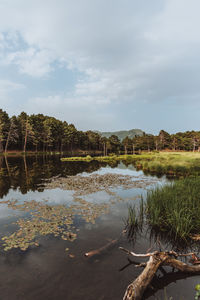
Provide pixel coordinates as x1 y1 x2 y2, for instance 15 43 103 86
0 155 199 300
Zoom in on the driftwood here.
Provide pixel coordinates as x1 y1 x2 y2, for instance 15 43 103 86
85 239 118 258
85 230 127 258
120 247 200 300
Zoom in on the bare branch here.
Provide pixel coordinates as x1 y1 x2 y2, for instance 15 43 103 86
119 247 157 257
135 263 147 268
120 249 200 300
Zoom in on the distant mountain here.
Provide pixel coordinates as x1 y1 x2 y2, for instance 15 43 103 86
98 129 144 141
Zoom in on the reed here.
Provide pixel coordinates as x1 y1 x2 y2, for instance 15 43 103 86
125 177 200 241
146 177 200 240
124 199 144 242
127 205 138 228
124 205 139 242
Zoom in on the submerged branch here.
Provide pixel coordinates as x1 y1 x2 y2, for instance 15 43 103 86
120 247 200 300
119 246 157 257
85 239 118 258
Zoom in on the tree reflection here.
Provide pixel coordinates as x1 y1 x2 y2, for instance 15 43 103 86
0 155 120 198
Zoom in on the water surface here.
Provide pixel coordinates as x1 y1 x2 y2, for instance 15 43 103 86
0 155 199 300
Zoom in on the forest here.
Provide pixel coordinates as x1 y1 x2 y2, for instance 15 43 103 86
0 108 200 153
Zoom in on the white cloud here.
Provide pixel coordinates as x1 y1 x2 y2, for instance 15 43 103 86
0 1 165 81
6 48 54 77
0 79 24 94
0 0 200 130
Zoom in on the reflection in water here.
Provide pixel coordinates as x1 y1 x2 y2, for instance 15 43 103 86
0 169 157 252
0 155 164 198
143 271 200 299
0 155 109 197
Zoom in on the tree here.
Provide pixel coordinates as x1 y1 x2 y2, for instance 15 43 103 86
5 116 19 153
0 109 10 152
108 135 120 153
85 131 101 151
158 130 171 149
23 119 35 152
171 134 177 151
29 114 45 151
65 124 78 153
18 112 28 151
122 137 132 154
43 118 54 151
100 137 108 156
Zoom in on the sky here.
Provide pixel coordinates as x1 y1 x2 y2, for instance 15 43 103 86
0 0 200 134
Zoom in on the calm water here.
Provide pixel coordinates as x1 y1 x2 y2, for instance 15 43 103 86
0 155 199 300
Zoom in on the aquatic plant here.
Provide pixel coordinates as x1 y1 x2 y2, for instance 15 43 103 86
127 205 138 228
124 177 200 242
45 173 158 196
0 199 109 252
146 177 200 240
125 199 144 241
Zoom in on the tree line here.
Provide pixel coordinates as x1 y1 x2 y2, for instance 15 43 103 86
124 130 200 153
0 108 199 153
0 109 103 153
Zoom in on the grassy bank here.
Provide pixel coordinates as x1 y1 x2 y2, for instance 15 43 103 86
61 152 200 176
133 152 200 176
61 154 122 162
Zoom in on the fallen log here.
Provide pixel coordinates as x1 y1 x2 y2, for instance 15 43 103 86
119 247 200 300
85 239 118 258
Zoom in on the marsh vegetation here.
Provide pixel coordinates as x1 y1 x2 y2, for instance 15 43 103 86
125 176 200 246
62 151 200 177
146 177 200 240
133 152 200 177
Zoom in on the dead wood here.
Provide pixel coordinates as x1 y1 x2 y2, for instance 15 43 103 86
119 247 200 300
85 239 118 258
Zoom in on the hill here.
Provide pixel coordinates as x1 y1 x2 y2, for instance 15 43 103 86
98 129 144 141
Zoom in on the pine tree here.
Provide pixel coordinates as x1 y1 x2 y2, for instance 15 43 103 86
5 116 19 152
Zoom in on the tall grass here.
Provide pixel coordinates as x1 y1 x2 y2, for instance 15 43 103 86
146 177 200 240
125 199 144 241
125 177 200 241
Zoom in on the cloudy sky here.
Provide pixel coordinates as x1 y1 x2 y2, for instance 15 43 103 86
0 0 200 134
